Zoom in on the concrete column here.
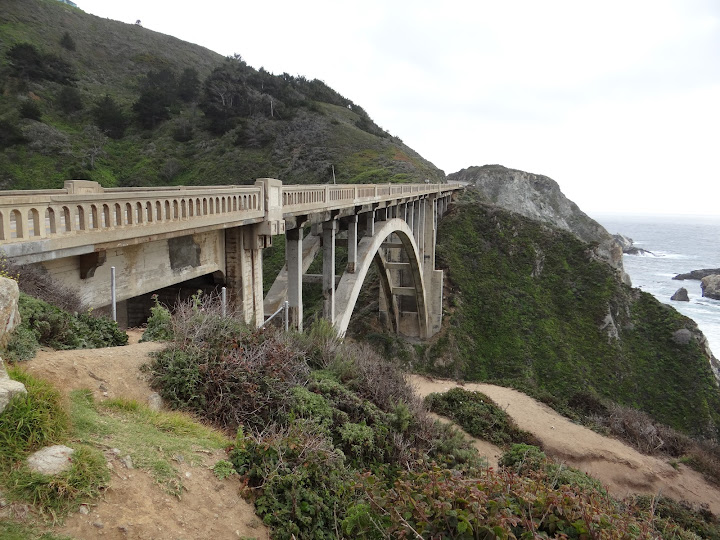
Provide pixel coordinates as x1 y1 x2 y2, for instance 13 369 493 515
286 227 303 331
413 201 421 249
225 225 264 326
322 220 337 322
346 215 358 273
365 210 375 237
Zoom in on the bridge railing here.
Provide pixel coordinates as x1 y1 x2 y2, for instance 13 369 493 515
0 181 265 243
281 183 458 214
0 180 462 247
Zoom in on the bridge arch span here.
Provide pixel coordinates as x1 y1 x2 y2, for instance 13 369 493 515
333 218 428 338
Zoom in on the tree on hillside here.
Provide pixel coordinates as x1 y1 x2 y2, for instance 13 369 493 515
133 68 177 129
93 95 127 139
57 86 83 114
80 125 108 170
177 68 200 102
6 43 76 85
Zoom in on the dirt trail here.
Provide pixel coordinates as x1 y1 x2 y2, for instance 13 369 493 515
411 375 720 514
23 331 269 540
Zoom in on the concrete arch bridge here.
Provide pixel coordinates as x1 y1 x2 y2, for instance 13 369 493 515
0 179 461 339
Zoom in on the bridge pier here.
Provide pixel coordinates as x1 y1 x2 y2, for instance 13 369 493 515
225 225 265 326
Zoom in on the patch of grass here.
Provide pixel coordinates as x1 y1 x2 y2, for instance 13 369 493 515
5 444 109 519
0 520 73 540
69 390 229 496
0 368 69 462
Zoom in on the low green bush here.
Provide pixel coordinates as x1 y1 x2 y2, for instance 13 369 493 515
499 443 547 473
231 424 350 540
2 293 127 361
425 388 539 447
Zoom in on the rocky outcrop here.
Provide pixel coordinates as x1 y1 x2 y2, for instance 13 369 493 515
450 165 629 284
0 277 20 348
674 268 720 281
701 275 720 300
671 288 689 302
0 277 25 414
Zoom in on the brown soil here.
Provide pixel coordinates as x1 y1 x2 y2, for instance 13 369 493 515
411 375 720 514
22 330 269 540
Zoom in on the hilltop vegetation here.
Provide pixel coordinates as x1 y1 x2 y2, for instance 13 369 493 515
0 0 443 190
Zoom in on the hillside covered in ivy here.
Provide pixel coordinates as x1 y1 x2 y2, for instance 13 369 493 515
0 0 443 190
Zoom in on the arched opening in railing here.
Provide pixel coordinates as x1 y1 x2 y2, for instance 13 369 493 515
114 204 122 226
27 208 41 237
135 202 143 224
0 211 4 240
196 198 201 216
45 208 57 235
89 205 98 229
164 200 171 221
146 202 153 222
188 199 194 217
101 205 110 228
10 210 22 239
215 197 220 213
222 197 226 213
173 200 179 220
125 203 133 225
156 201 162 221
76 206 86 230
62 206 72 232
181 199 187 219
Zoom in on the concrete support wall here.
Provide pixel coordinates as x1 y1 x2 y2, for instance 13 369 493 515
41 230 224 310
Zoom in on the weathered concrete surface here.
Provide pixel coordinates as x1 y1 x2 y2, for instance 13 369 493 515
40 231 224 309
27 445 75 475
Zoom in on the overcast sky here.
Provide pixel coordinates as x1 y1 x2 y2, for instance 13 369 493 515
82 0 720 217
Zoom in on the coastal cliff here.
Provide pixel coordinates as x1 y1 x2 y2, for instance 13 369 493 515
448 165 628 283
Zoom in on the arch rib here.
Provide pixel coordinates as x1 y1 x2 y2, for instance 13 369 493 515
334 218 428 338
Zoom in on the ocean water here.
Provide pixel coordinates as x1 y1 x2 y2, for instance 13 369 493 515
592 213 720 359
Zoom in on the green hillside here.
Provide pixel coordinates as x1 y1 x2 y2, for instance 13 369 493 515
0 0 443 190
419 190 720 438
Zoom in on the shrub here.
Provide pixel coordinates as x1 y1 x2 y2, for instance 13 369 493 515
426 388 539 447
93 95 127 139
0 260 83 313
230 424 350 539
59 31 76 51
19 101 42 121
140 297 173 342
57 86 83 114
2 293 127 362
499 443 546 473
147 294 308 431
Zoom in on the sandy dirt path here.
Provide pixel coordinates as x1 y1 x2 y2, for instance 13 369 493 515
411 375 720 514
23 331 269 540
